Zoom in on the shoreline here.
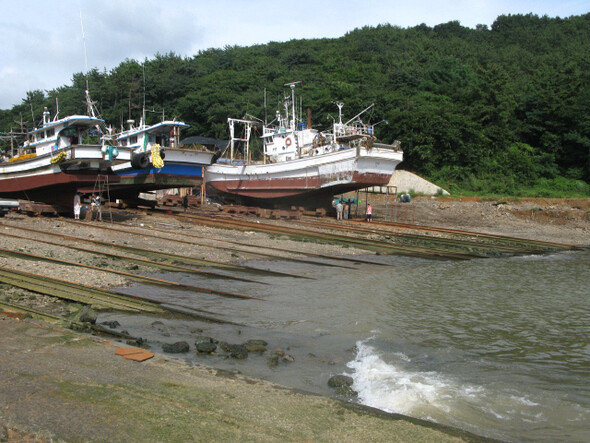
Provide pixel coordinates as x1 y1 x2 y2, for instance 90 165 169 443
1 197 588 441
0 316 496 442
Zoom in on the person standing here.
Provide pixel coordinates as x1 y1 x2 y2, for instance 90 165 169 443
73 193 81 220
183 194 189 212
336 201 343 221
91 194 102 221
366 204 373 222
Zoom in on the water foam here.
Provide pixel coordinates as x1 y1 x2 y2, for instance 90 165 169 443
344 339 574 442
346 339 458 416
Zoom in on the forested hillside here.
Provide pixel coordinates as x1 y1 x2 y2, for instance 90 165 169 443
1 13 589 196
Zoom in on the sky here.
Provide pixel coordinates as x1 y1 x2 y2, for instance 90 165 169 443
0 0 588 110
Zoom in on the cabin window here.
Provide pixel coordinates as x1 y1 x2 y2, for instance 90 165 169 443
120 139 127 146
130 136 138 144
46 128 55 137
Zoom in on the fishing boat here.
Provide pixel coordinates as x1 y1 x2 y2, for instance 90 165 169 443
109 117 215 206
204 83 403 209
0 90 119 209
0 198 19 217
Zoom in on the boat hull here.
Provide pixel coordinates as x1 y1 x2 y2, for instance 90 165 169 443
0 148 117 209
205 146 402 208
109 148 214 199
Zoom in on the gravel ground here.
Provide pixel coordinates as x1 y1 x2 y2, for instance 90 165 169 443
0 209 369 289
361 195 590 246
1 197 588 291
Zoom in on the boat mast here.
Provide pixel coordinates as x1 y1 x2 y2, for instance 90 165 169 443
80 10 94 119
264 88 267 125
290 84 295 131
228 118 254 164
141 63 146 128
80 10 110 143
334 102 344 136
284 81 301 132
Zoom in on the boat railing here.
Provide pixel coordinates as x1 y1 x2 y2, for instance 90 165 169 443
373 140 402 152
9 153 37 163
334 121 374 138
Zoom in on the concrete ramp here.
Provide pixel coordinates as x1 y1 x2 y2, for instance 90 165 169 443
389 170 449 195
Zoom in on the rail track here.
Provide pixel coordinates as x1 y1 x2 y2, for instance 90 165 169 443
60 219 366 268
0 221 311 280
0 247 263 300
0 262 252 320
175 211 572 259
0 266 238 326
0 299 139 339
0 229 266 284
295 217 576 254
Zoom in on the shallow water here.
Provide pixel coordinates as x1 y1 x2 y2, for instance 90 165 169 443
106 249 590 442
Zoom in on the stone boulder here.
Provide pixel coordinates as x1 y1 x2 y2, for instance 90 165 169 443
195 342 217 354
328 374 353 388
244 339 268 353
267 348 295 367
162 341 190 353
69 306 97 324
328 374 357 397
220 342 248 359
101 320 120 329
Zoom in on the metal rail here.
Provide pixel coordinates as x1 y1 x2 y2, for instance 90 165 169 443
294 218 564 255
62 219 360 269
178 213 485 260
0 300 138 338
0 221 309 280
115 206 554 259
173 210 572 258
0 248 263 300
357 219 579 250
1 230 266 285
0 266 239 324
0 265 161 312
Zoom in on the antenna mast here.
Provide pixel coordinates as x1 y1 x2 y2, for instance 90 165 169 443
79 10 91 115
78 10 109 140
142 63 146 127
79 10 97 119
284 81 301 131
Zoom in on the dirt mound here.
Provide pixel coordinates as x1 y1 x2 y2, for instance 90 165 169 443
351 194 590 246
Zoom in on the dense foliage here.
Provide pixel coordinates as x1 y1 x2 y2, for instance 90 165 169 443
2 13 589 196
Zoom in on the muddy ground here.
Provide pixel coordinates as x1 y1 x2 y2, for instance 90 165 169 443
364 195 590 246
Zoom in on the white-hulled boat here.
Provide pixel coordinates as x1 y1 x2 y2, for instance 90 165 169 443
204 83 403 209
0 91 119 209
109 117 215 205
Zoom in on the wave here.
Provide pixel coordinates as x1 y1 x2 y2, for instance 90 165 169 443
344 338 590 442
345 339 473 416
